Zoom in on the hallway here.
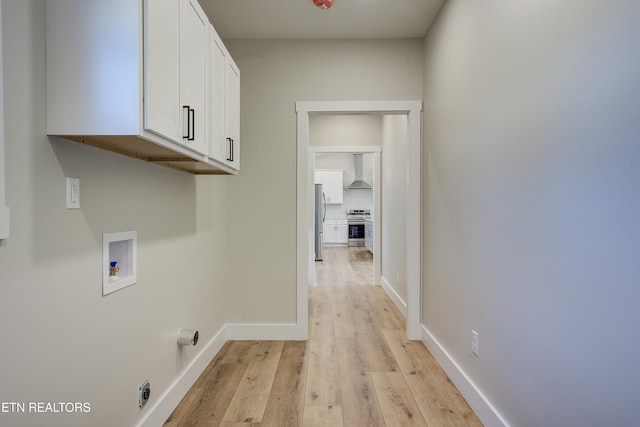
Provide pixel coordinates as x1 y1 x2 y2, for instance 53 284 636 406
164 247 481 426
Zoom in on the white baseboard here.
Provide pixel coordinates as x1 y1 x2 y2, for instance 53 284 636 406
136 325 229 427
380 276 408 318
421 326 510 427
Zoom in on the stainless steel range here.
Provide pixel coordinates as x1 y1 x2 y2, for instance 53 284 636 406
347 209 370 247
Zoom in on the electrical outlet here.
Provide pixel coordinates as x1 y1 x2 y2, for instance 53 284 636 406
396 272 400 285
139 380 150 408
66 177 80 209
472 330 479 357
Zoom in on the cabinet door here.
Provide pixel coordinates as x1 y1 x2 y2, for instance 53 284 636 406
225 58 240 170
315 171 330 201
316 170 343 204
323 221 347 244
327 171 343 204
209 30 240 171
323 221 338 244
322 223 333 244
337 224 348 244
209 32 227 163
144 0 180 142
179 0 208 155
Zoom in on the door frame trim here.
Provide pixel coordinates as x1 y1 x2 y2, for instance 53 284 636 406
295 100 422 339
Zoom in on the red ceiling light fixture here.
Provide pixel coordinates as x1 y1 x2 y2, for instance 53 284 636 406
313 0 333 10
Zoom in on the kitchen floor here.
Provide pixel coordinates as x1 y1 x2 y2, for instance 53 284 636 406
163 246 481 426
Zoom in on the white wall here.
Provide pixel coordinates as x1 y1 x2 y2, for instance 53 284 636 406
0 2 229 426
422 1 640 426
224 39 424 325
381 115 408 304
310 114 382 148
0 1 7 239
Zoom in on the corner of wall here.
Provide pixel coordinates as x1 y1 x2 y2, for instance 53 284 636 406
420 326 510 427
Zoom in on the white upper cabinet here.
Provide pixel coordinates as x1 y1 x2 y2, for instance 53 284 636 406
178 0 208 155
144 0 180 143
145 0 209 156
225 58 240 170
209 30 240 171
46 0 141 135
315 170 344 204
209 33 227 164
46 0 239 175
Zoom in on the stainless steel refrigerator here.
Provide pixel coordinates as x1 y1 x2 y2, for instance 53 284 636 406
314 184 326 261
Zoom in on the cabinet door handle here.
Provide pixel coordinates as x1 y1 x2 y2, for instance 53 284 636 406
182 105 190 140
189 108 195 141
226 137 233 161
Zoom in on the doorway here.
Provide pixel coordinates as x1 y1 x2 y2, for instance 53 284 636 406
312 147 381 287
296 100 422 340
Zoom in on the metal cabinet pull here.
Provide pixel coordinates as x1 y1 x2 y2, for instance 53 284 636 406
189 108 195 141
182 106 190 139
182 106 195 141
226 137 233 161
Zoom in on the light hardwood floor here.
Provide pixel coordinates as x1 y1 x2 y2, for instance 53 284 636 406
164 246 482 426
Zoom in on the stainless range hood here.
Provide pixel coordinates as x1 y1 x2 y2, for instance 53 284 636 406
345 154 372 190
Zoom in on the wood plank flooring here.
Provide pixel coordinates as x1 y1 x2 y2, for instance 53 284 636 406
164 246 482 426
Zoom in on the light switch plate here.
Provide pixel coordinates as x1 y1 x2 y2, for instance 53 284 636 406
66 177 80 209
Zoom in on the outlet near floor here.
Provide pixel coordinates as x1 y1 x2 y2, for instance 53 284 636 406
139 380 150 408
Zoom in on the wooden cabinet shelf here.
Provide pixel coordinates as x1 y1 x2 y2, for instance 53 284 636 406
57 135 231 175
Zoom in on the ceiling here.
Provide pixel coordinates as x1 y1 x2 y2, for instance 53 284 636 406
200 0 446 40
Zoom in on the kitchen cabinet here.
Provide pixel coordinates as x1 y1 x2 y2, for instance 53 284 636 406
209 29 240 171
365 218 374 253
46 0 239 175
323 219 348 245
315 170 344 204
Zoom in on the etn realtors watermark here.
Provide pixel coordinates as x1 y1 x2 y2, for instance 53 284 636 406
2 401 91 413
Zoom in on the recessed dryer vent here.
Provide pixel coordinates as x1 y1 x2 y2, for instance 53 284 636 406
102 230 137 295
